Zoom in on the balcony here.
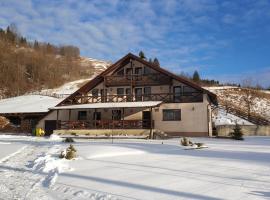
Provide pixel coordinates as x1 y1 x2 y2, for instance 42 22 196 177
72 92 203 104
104 73 172 86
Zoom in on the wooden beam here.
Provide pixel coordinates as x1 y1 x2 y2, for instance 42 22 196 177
150 107 153 139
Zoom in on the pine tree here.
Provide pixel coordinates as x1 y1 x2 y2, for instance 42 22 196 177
230 123 244 140
153 57 160 67
139 51 146 59
192 70 200 82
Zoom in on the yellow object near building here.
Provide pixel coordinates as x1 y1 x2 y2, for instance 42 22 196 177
36 128 45 136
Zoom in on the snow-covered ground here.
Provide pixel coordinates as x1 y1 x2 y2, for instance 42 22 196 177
0 95 62 114
0 135 270 200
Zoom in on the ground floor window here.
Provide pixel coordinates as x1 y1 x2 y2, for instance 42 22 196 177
112 110 122 120
163 109 181 121
78 111 87 120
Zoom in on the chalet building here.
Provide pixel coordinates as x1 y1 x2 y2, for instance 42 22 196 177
37 53 217 137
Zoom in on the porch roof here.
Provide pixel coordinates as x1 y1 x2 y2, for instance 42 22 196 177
50 101 162 110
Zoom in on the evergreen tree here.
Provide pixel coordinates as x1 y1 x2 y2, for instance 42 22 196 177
192 70 200 82
153 57 160 67
230 123 244 140
139 51 146 59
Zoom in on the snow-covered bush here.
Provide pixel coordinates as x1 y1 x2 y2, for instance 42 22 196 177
59 144 77 160
181 137 193 146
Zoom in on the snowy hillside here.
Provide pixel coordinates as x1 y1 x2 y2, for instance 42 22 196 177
28 56 110 97
213 108 253 125
204 86 270 125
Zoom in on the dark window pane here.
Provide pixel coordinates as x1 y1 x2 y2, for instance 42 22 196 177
174 86 181 102
117 88 124 96
183 86 197 96
135 88 142 101
78 111 87 120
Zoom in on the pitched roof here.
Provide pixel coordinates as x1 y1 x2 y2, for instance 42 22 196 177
58 53 217 105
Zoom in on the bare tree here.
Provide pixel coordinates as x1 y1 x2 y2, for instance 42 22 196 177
241 78 257 119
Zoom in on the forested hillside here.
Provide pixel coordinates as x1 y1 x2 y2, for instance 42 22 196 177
0 25 109 98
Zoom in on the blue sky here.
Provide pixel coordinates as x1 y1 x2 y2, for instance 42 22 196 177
0 0 270 87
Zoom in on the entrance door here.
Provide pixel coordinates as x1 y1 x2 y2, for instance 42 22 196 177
142 111 151 128
44 120 57 136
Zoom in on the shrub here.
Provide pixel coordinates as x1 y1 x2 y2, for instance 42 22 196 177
195 143 204 147
65 150 76 160
59 144 77 160
63 138 75 143
71 132 77 136
67 144 77 152
230 123 244 140
181 137 190 146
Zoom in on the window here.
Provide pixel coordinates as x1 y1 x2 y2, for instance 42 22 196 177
126 88 132 101
112 110 122 120
93 112 101 120
92 89 99 98
117 88 124 96
183 86 197 96
78 111 87 120
173 86 182 102
163 109 181 121
135 67 142 75
144 87 151 101
135 88 142 101
144 67 152 74
100 89 107 102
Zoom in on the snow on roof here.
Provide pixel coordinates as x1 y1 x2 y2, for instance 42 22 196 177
0 95 63 114
51 101 162 110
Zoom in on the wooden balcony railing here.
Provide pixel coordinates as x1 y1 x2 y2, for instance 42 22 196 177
104 73 172 86
74 92 203 104
58 120 153 130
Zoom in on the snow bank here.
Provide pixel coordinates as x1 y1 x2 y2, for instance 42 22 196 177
49 134 62 141
32 145 72 187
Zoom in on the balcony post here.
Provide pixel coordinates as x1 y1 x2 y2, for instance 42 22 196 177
150 107 153 139
94 108 96 129
56 109 59 129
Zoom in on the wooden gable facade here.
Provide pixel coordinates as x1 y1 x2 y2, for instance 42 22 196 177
58 53 216 106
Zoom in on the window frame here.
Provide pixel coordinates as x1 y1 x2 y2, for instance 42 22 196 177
162 109 181 121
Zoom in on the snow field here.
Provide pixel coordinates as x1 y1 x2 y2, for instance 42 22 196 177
0 135 269 200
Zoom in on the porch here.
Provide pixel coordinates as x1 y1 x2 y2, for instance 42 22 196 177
48 101 162 137
58 119 153 130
